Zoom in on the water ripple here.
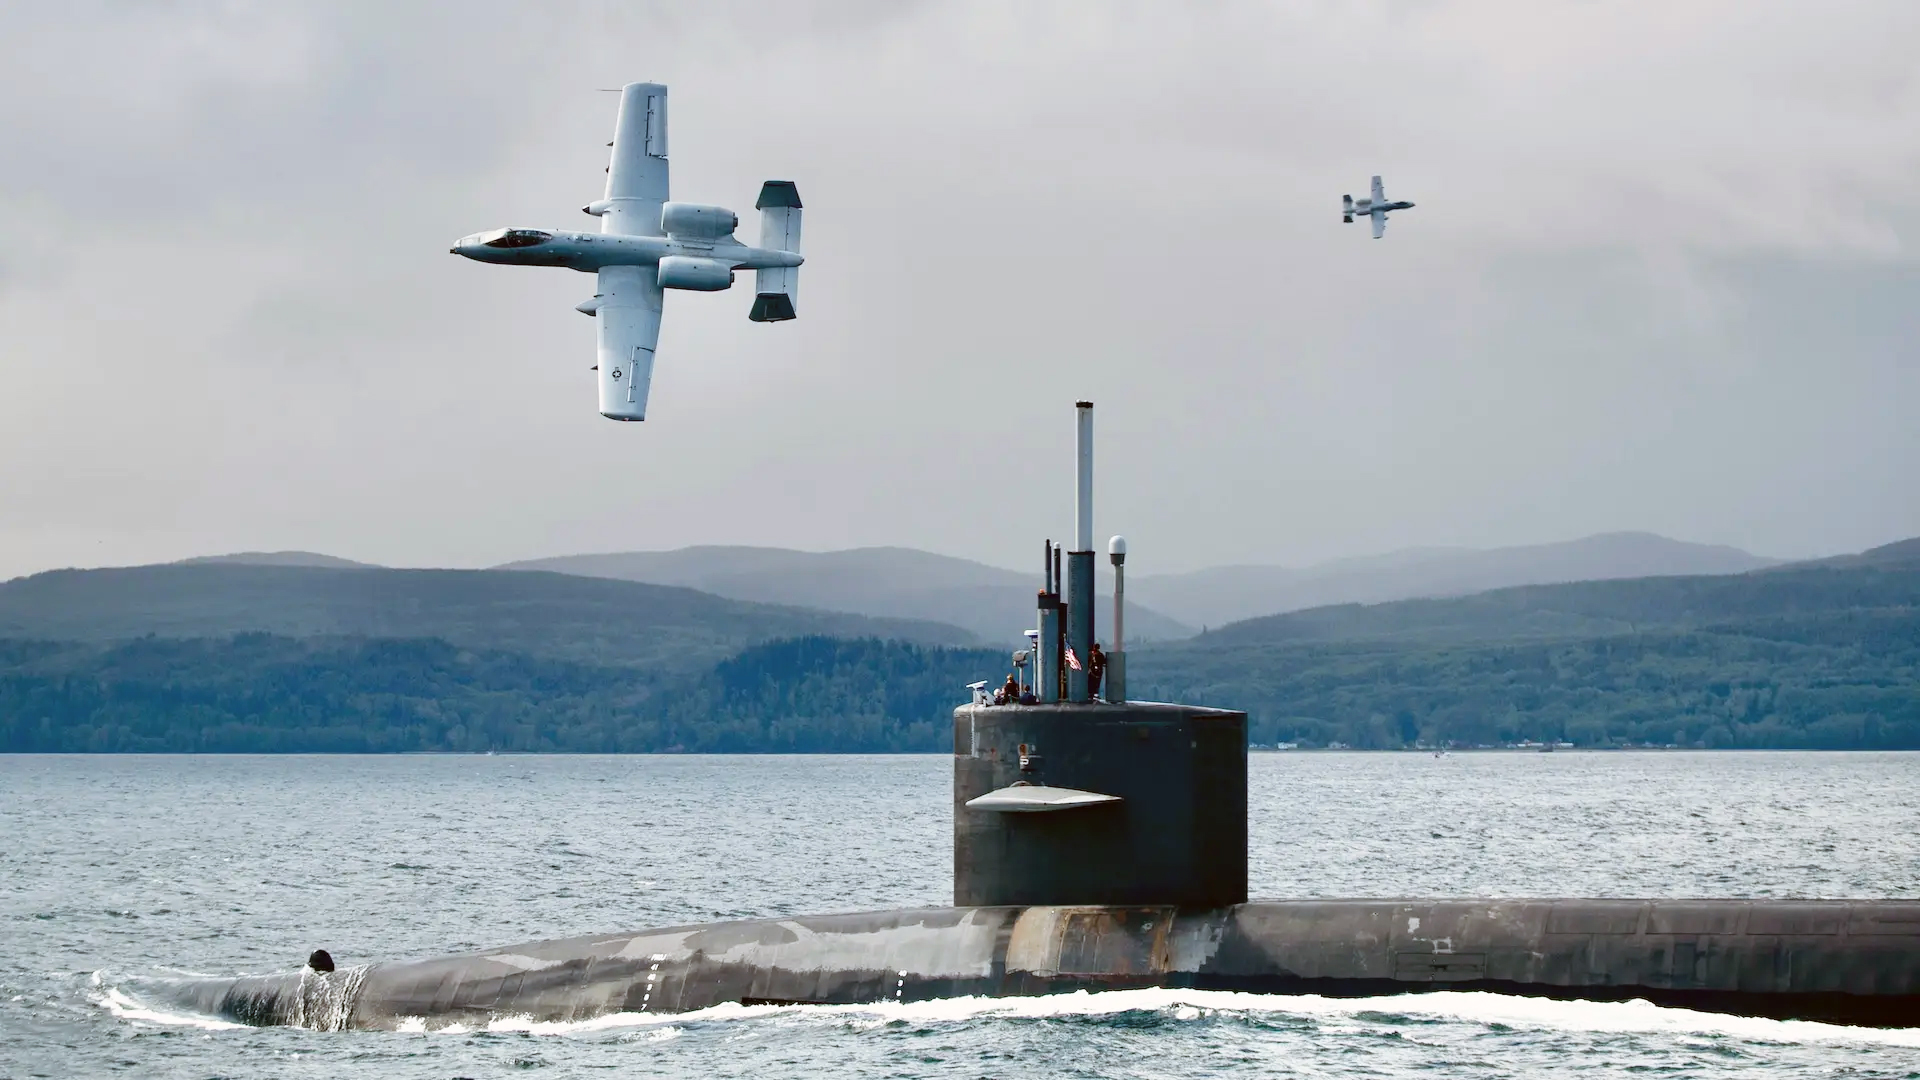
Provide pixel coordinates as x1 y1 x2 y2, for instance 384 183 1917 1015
2 751 1916 1078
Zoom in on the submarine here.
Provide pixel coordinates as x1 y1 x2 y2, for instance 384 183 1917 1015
170 402 1920 1030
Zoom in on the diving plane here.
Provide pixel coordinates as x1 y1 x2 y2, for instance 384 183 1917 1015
1342 175 1414 239
451 83 803 421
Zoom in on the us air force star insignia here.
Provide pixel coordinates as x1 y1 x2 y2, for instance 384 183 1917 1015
611 369 623 379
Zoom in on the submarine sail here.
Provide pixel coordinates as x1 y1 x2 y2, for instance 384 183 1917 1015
163 402 1920 1030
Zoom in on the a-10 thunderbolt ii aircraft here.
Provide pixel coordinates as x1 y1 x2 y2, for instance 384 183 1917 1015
1342 175 1414 239
450 83 803 421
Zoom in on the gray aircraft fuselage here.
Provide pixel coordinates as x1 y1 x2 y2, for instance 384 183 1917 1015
450 228 802 274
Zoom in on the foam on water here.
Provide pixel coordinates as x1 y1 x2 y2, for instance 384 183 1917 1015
12 752 1920 1078
455 989 1920 1047
93 975 246 1032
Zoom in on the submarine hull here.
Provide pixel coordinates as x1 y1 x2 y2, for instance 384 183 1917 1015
170 898 1920 1030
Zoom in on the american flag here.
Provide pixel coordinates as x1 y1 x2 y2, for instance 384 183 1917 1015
1065 648 1082 672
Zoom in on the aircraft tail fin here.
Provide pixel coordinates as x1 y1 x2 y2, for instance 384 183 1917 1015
1342 193 1354 223
751 181 802 322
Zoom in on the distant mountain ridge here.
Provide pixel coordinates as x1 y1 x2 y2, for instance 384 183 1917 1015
496 546 1195 644
1128 532 1780 627
498 533 1780 638
13 532 1850 657
7 535 1917 753
1777 536 1920 572
172 550 379 569
1195 558 1920 647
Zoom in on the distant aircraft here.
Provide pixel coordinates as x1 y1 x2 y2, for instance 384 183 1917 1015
1342 175 1414 239
450 83 803 421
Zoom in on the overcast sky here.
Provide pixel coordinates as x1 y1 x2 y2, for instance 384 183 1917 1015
2 0 1916 580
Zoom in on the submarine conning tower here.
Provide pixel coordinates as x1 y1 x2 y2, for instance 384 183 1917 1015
172 401 1920 1031
954 401 1249 909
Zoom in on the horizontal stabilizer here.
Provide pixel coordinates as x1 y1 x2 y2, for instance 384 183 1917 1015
752 181 802 322
749 293 796 322
755 181 802 210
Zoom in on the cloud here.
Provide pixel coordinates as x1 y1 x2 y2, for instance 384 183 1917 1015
0 0 1915 580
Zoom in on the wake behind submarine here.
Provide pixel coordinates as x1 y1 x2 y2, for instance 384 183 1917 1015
172 403 1920 1030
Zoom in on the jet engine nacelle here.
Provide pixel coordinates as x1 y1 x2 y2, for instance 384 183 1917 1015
657 255 734 292
660 202 738 239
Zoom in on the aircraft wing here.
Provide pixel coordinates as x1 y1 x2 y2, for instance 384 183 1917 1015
1370 175 1385 203
595 265 663 420
1371 209 1387 239
603 83 670 237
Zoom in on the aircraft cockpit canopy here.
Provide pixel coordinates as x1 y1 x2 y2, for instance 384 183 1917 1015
480 228 554 249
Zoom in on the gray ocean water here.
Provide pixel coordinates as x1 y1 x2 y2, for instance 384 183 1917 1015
2 751 1918 1078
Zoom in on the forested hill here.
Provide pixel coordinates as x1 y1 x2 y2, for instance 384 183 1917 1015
0 564 973 669
3 554 1917 753
0 635 1002 753
1133 613 1920 750
1127 557 1920 749
1202 561 1920 646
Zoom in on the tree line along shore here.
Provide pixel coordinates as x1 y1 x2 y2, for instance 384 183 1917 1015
2 555 1915 752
